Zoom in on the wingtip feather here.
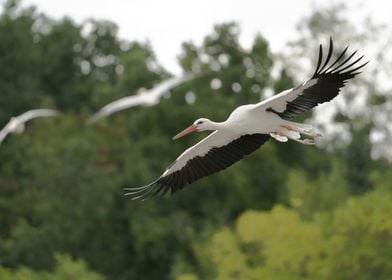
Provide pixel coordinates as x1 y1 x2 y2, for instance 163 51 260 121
312 44 324 77
318 37 334 73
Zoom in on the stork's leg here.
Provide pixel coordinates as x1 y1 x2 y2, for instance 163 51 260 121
290 137 315 145
281 123 322 138
270 122 319 145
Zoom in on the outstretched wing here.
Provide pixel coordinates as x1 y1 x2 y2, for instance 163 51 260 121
148 74 194 99
125 132 270 200
0 122 12 144
17 109 58 123
255 37 368 120
87 95 146 123
88 74 194 123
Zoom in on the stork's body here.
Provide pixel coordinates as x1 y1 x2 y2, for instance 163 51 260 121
162 103 316 178
180 105 308 137
226 104 292 133
125 38 368 200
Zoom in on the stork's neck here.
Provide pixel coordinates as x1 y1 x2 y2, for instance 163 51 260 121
205 120 226 131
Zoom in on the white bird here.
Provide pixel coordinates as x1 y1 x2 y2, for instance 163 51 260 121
88 74 194 123
125 38 368 200
0 109 58 145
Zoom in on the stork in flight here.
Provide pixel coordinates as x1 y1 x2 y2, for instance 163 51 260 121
125 38 368 200
87 74 194 123
0 109 58 145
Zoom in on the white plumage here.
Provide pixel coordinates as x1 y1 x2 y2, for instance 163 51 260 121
0 109 58 145
124 38 368 200
88 74 194 123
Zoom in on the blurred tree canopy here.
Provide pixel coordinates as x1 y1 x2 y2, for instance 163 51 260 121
177 186 392 280
0 1 391 280
0 254 105 280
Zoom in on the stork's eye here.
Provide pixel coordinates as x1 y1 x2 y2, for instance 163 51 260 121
196 120 203 125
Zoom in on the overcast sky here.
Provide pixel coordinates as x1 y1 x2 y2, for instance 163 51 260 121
2 0 390 74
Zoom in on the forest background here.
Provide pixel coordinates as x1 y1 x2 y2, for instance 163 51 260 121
0 1 391 279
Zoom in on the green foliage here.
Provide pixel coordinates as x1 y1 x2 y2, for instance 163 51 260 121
177 274 199 280
184 187 392 280
287 158 350 218
343 124 374 193
186 206 325 280
320 189 392 279
0 254 105 280
0 3 283 279
0 1 390 280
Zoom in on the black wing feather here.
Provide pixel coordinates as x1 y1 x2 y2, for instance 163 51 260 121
125 134 270 200
318 37 334 73
276 37 368 120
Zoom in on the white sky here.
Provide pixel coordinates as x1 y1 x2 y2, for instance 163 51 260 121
2 0 391 74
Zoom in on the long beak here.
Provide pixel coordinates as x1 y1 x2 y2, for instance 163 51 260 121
173 124 198 140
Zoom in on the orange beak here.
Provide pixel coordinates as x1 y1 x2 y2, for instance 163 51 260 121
173 124 198 140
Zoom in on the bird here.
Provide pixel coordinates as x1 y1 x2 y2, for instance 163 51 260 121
0 109 58 145
125 38 368 200
87 74 194 123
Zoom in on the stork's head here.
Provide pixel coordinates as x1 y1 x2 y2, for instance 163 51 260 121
173 118 214 139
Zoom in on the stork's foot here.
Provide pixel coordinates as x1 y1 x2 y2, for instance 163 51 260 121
281 124 321 138
270 132 288 142
309 131 322 138
296 138 315 145
271 122 321 145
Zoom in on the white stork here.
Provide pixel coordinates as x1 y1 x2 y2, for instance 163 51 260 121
0 109 58 145
125 38 368 200
87 74 194 123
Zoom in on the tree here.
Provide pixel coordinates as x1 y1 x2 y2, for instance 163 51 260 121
0 4 285 278
177 187 392 279
1 1 391 279
0 254 105 280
